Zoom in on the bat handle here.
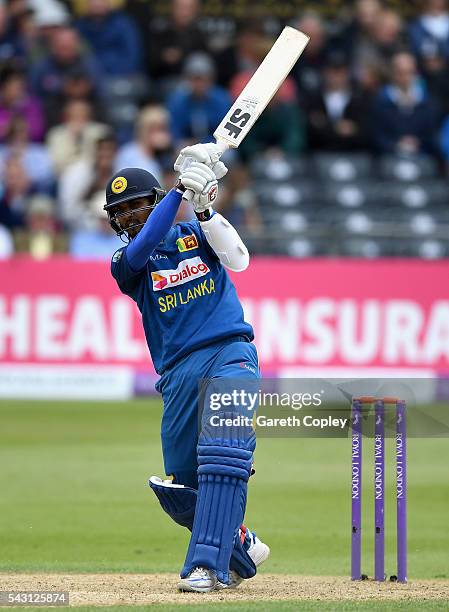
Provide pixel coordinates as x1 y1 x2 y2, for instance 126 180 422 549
183 188 194 201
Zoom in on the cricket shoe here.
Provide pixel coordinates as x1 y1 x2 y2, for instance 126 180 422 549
227 527 271 589
178 567 225 593
178 530 270 592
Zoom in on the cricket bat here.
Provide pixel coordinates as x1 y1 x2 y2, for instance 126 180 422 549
213 26 309 151
182 26 309 198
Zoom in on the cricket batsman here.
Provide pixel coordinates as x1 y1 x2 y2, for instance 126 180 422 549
105 143 269 592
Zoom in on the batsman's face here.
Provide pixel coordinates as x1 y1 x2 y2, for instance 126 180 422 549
110 197 153 239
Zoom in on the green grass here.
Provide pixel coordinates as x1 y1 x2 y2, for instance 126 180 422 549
0 400 448 578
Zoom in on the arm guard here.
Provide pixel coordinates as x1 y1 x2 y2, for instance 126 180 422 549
199 212 249 272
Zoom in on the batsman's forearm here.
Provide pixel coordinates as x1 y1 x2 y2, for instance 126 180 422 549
199 212 249 272
126 188 183 272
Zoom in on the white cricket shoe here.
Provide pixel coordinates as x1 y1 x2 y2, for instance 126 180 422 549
246 529 271 566
178 531 270 592
178 567 222 593
227 528 270 589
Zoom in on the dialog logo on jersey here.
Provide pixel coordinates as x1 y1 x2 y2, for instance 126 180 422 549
151 256 210 291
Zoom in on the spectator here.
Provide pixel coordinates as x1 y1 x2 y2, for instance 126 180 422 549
409 0 449 62
232 75 304 159
30 26 102 125
305 53 371 151
369 10 405 65
420 47 449 115
30 0 71 60
0 116 54 189
14 194 66 258
0 66 45 142
293 12 329 98
115 105 170 178
438 113 449 167
46 99 109 174
347 7 405 83
370 52 439 155
0 0 28 62
70 191 121 259
76 0 143 77
214 164 262 233
167 53 231 145
0 154 32 228
0 223 13 257
147 0 207 89
214 21 269 89
59 133 117 229
335 0 390 78
9 0 40 65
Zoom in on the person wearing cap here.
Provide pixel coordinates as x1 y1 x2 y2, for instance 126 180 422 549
105 142 269 593
167 52 231 145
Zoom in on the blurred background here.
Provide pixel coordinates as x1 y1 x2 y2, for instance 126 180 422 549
1 1 448 583
1 0 449 392
1 0 449 259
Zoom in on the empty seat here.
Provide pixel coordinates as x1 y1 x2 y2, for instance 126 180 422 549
260 208 309 232
338 237 388 258
324 181 381 209
255 181 320 209
313 153 373 182
378 155 438 182
399 181 447 209
408 212 438 236
270 236 331 257
251 155 309 182
342 211 375 234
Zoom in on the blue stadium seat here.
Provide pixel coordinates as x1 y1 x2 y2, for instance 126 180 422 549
339 237 388 258
270 236 331 257
255 181 319 209
378 155 438 182
312 153 373 182
324 181 382 209
395 181 448 209
260 208 309 232
251 155 309 182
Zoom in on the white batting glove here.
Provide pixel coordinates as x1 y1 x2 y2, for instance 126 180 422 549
174 143 228 179
179 161 218 212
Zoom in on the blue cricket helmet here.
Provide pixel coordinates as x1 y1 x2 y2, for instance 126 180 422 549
104 168 166 238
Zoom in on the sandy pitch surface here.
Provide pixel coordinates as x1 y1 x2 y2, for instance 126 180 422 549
1 573 449 606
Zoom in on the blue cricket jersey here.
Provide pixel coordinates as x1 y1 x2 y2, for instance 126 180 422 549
111 220 254 374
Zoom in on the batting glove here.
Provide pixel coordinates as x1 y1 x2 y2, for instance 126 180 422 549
174 143 228 179
179 161 218 212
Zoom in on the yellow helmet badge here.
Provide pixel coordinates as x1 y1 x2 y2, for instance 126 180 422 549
112 177 128 194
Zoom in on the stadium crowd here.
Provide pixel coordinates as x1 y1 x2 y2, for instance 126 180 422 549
1 0 449 259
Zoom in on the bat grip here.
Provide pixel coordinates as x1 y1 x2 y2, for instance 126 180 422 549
179 155 195 201
183 188 194 201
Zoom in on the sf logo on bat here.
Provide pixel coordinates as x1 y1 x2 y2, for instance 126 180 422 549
223 108 252 140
